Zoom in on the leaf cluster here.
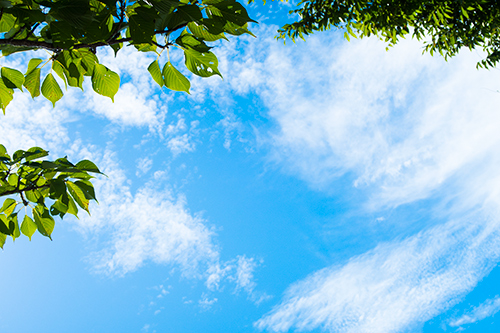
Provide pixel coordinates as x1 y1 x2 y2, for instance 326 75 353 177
0 0 256 110
277 0 500 68
0 144 103 248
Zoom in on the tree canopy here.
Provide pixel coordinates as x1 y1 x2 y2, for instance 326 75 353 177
0 0 255 248
277 0 500 68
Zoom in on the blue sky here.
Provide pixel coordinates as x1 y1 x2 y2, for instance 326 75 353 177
2 2 500 333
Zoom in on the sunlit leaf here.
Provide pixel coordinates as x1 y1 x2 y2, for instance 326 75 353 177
148 60 164 87
1 67 24 90
91 64 120 101
67 180 90 213
20 215 37 241
163 62 190 93
41 73 63 107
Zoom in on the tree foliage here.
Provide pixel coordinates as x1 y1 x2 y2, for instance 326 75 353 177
0 0 256 247
276 0 500 68
0 0 256 110
0 145 102 248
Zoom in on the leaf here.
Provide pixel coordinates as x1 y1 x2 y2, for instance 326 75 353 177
74 49 99 76
26 58 43 74
176 4 203 22
91 64 120 101
11 214 20 241
25 147 49 161
7 173 18 186
0 232 5 249
211 0 256 26
0 214 14 236
0 198 17 216
188 22 227 41
163 62 191 93
128 7 156 44
75 160 101 173
74 180 97 201
184 49 221 77
41 73 63 107
110 43 122 57
67 180 90 213
1 67 25 90
176 33 211 52
33 205 55 239
20 215 37 241
23 67 41 98
52 61 68 88
0 77 14 113
148 60 164 87
49 178 66 198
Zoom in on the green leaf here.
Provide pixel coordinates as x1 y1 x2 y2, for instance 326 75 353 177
26 58 44 74
74 180 97 201
163 62 191 93
33 205 55 239
52 61 68 88
0 198 17 216
74 49 99 76
1 67 25 90
20 215 37 241
66 194 78 217
0 77 14 113
0 232 6 249
129 7 156 44
176 32 211 53
176 4 203 23
25 147 49 161
49 178 66 198
148 60 164 87
184 49 221 77
11 214 20 240
23 67 41 98
41 73 64 107
91 64 120 101
188 22 227 41
67 180 90 213
211 0 256 26
75 160 101 173
7 173 18 186
0 214 14 236
110 43 122 57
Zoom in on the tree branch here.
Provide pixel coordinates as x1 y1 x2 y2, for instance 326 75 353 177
0 23 189 52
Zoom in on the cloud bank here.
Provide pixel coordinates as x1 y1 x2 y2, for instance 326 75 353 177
210 28 500 332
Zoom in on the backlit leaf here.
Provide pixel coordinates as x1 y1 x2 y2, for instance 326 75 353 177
23 67 41 98
148 60 164 87
67 180 90 213
91 64 120 101
41 73 63 107
1 67 24 90
184 49 221 77
163 62 190 93
20 215 37 241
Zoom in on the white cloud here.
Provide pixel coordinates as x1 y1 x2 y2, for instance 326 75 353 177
256 206 500 333
167 134 195 156
230 27 500 333
449 296 500 328
136 156 153 176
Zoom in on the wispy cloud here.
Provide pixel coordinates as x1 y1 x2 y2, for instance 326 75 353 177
0 45 265 300
256 206 500 332
223 27 500 332
449 296 500 328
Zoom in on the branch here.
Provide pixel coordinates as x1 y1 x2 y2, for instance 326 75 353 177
0 24 189 52
0 183 49 198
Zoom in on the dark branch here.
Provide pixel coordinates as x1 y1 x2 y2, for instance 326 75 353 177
0 24 188 52
0 184 49 198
